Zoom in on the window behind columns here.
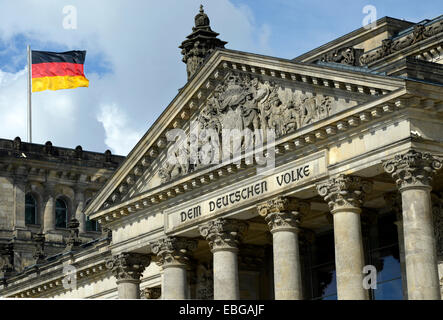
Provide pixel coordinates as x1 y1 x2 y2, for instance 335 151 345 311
25 193 38 225
309 231 337 300
367 212 403 300
308 213 403 300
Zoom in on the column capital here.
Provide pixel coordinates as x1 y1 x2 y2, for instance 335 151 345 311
199 218 248 252
150 237 197 268
383 150 442 191
257 197 309 233
317 174 373 213
106 252 151 283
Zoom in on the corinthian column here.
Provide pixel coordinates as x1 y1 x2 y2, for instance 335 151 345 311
258 197 309 300
199 218 248 300
106 252 151 299
150 237 197 300
317 174 372 300
383 150 442 300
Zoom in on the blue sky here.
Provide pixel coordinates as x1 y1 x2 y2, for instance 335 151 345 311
234 0 442 59
0 1 441 156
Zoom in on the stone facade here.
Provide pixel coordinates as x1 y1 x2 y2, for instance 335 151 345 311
0 137 124 281
1 9 443 300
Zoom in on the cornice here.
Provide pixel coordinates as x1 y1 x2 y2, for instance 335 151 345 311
89 88 443 227
293 17 414 63
0 240 111 298
85 49 409 220
360 18 443 66
0 158 117 190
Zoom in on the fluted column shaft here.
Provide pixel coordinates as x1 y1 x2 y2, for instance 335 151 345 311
317 175 372 300
150 237 197 300
384 150 442 300
258 197 308 300
106 252 151 299
213 247 239 299
200 218 248 300
333 208 367 299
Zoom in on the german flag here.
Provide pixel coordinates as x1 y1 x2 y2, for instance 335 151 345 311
31 50 89 92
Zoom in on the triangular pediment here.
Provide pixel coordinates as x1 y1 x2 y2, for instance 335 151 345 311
84 48 406 220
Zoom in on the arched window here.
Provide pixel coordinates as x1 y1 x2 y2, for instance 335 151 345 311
85 216 100 232
25 194 37 225
55 198 68 228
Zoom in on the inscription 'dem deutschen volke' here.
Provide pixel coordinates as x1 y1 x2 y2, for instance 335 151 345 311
180 164 310 223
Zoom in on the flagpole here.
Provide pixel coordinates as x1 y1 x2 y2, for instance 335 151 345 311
27 45 32 143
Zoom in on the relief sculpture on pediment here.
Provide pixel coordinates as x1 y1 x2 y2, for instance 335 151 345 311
197 73 333 141
158 72 334 184
359 21 443 65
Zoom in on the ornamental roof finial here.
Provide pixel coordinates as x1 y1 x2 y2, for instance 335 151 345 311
194 4 210 28
179 5 227 79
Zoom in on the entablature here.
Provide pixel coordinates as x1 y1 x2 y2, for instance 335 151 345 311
90 85 443 227
86 49 408 219
0 237 111 298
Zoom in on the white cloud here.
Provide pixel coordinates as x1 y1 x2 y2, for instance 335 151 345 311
258 24 272 53
0 68 27 140
0 1 272 156
96 103 143 156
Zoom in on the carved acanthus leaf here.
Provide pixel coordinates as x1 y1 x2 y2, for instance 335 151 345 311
257 197 309 231
105 252 151 282
199 218 248 250
383 150 442 190
317 175 373 212
149 237 197 267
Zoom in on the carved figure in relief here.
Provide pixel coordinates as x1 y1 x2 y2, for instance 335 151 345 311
283 106 299 134
267 94 286 136
159 72 334 184
241 92 260 131
158 162 173 183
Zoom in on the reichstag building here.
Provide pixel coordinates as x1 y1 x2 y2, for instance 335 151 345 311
1 7 443 300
